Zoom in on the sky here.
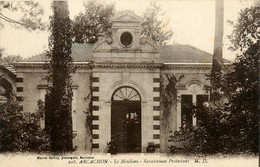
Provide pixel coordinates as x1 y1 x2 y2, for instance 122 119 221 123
0 0 256 61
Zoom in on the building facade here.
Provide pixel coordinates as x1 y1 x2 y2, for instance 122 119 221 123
1 12 217 153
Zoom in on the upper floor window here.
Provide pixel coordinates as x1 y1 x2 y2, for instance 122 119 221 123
120 32 133 47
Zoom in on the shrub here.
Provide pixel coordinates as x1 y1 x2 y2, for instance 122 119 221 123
0 95 50 153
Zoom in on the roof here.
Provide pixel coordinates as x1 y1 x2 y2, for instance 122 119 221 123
25 43 227 63
160 45 213 63
3 65 16 74
26 43 93 62
0 65 16 78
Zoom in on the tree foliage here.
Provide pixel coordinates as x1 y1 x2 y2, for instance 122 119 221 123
83 74 94 152
0 48 4 58
169 102 229 154
72 1 173 45
221 42 259 154
141 3 173 45
169 4 259 155
45 1 74 153
0 1 46 30
72 0 116 43
228 5 260 52
224 7 259 151
0 95 50 153
0 54 23 65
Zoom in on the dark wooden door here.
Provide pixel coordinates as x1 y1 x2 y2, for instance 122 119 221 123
111 101 141 153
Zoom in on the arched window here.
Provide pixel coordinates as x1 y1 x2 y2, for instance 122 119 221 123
112 86 141 101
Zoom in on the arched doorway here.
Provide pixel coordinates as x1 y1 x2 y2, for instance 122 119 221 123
111 86 141 153
0 78 13 98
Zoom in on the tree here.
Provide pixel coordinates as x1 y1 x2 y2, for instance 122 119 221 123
0 47 23 65
160 74 183 152
72 1 173 45
0 1 46 30
0 94 50 152
72 0 116 43
222 4 259 153
0 48 4 58
210 0 224 101
169 4 259 155
45 0 74 152
228 5 260 52
0 2 45 66
0 54 23 65
141 3 173 45
223 42 259 153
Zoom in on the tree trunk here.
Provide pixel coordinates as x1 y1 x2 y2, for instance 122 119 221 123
211 0 224 100
160 73 178 152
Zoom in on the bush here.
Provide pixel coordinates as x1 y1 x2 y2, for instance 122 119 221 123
0 95 50 153
169 42 259 155
169 5 259 155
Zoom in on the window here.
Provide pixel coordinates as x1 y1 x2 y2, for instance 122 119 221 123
196 95 209 107
180 94 209 128
120 32 133 47
112 86 141 101
181 95 193 128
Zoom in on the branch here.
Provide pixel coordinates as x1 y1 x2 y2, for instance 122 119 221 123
0 12 29 27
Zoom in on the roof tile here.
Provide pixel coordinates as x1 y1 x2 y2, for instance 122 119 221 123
25 43 228 63
25 43 93 62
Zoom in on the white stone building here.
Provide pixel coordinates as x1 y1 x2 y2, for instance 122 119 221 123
0 11 226 153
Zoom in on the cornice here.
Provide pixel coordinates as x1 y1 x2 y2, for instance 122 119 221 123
93 63 163 68
162 63 212 70
162 62 231 70
92 48 159 54
12 61 229 70
13 62 92 69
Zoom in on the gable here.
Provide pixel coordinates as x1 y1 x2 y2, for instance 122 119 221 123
112 11 142 23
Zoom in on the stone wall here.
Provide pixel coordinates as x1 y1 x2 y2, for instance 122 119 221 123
15 65 92 152
91 67 161 152
159 66 211 152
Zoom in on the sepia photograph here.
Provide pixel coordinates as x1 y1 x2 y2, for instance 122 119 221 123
0 0 259 166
